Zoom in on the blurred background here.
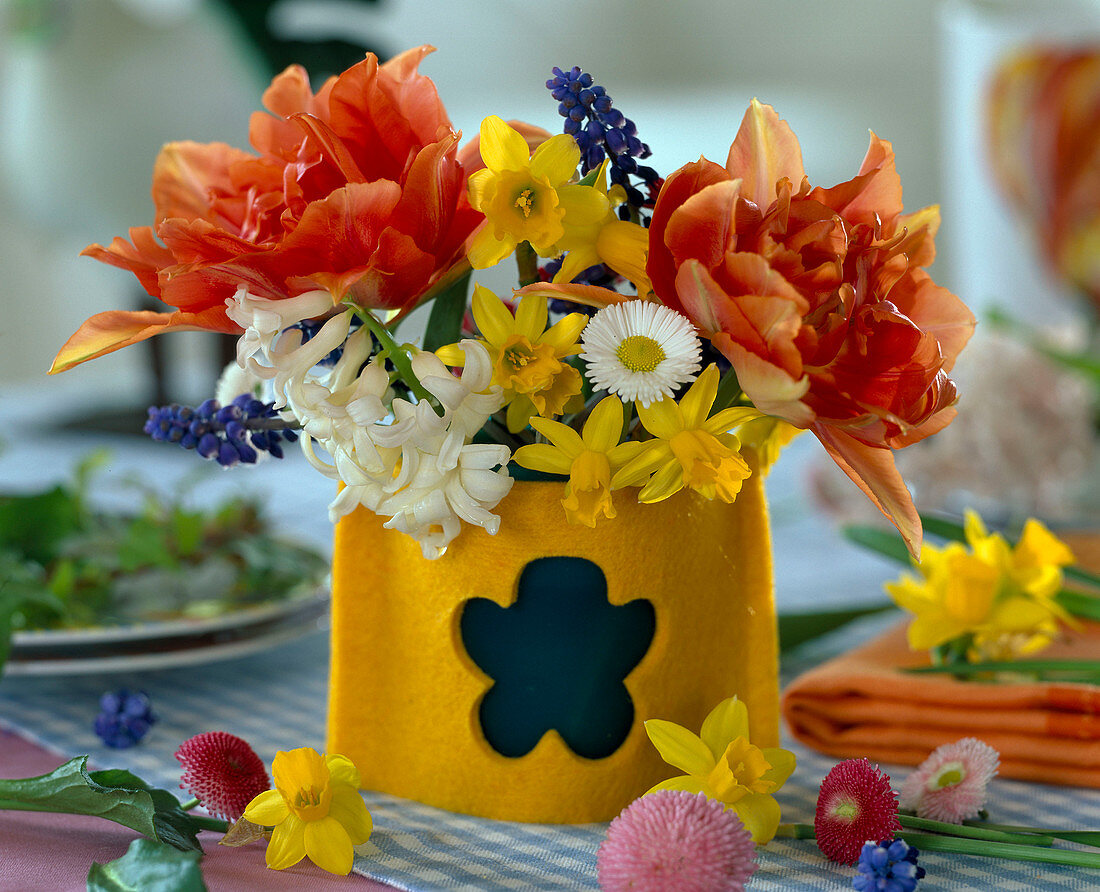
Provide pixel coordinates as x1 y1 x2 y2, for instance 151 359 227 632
0 0 1098 559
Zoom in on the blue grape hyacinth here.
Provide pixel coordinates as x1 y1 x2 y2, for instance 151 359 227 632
94 689 156 749
546 65 662 215
144 394 299 467
853 839 925 892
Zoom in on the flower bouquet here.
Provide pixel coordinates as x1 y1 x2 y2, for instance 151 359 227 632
50 46 975 821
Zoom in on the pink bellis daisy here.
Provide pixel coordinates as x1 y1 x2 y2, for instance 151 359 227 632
597 790 758 892
815 759 901 865
899 737 1000 824
175 731 271 821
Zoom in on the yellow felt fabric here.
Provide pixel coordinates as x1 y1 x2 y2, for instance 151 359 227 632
327 456 778 823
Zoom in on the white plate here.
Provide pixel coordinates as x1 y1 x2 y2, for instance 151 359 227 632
5 589 330 676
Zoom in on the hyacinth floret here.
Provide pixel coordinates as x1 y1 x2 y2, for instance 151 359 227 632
853 839 926 892
144 393 300 467
546 65 661 214
94 688 156 749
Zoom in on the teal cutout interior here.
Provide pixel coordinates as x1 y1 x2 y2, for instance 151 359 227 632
460 556 656 760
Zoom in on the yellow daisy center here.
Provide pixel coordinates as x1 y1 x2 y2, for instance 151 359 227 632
929 761 966 790
616 335 665 373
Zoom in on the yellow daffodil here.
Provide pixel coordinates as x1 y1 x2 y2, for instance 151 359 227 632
553 161 652 295
467 116 608 268
513 396 645 526
242 748 372 876
437 285 587 432
644 696 796 844
885 510 1076 661
612 364 762 503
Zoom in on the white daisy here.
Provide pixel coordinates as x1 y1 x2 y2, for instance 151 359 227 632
581 300 702 406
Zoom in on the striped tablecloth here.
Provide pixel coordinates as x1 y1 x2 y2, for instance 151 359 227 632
3 621 1100 892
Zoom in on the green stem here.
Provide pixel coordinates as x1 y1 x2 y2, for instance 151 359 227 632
516 241 539 287
899 831 1100 868
898 814 1053 847
353 306 442 414
773 822 817 840
190 815 230 833
964 820 1100 847
180 797 200 811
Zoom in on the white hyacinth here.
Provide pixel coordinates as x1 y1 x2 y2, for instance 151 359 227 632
226 288 513 558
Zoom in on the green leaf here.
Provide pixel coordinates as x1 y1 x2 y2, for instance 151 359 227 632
841 524 912 566
87 838 207 892
1056 589 1100 620
169 508 204 558
89 769 204 853
0 757 201 852
919 514 966 543
421 270 471 353
778 602 897 652
905 658 1100 683
1066 564 1100 592
116 518 174 572
0 486 82 564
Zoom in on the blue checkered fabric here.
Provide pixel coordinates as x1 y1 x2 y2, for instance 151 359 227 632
4 626 1100 892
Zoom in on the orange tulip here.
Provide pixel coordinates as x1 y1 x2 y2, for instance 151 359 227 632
52 47 488 373
646 100 975 554
988 46 1100 310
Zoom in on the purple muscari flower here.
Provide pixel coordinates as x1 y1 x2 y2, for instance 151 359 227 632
546 65 662 213
144 393 299 468
94 689 156 749
853 839 926 892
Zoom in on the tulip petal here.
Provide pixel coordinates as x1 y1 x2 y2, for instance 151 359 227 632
152 141 256 223
513 282 633 309
50 307 237 374
643 719 715 776
725 99 806 210
813 424 922 557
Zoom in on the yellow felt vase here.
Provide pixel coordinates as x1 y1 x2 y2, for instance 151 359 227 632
326 457 778 823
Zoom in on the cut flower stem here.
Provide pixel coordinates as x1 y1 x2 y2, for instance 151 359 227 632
964 820 1100 847
898 814 1053 846
899 831 1100 868
777 823 1100 868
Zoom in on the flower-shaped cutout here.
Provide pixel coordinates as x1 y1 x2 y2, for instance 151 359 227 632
461 556 654 759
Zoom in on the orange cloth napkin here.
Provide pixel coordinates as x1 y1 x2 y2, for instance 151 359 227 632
782 620 1100 788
